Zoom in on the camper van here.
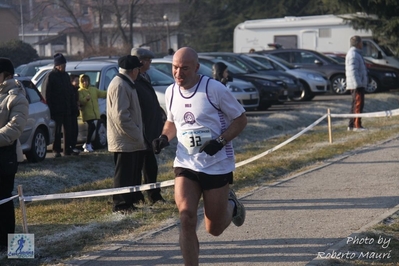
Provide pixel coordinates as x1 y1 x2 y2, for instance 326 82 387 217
234 14 399 69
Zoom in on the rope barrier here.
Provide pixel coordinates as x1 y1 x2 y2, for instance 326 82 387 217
1 107 398 207
23 180 175 203
0 195 19 205
235 114 327 167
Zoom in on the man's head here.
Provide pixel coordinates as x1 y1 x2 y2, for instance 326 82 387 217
0 57 15 82
172 47 200 89
350 35 363 49
118 55 143 81
54 53 67 72
131 48 155 73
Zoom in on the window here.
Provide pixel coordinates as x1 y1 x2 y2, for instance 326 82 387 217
274 35 297 49
319 28 331 38
273 52 292 63
299 52 318 64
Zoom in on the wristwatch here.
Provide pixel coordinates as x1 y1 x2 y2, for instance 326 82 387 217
216 136 227 146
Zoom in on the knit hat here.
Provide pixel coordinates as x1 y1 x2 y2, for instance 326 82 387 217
54 53 67 66
0 57 15 75
131 48 155 59
118 55 143 70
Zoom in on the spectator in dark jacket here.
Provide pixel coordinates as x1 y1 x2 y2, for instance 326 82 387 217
69 74 80 155
131 47 165 204
41 53 73 157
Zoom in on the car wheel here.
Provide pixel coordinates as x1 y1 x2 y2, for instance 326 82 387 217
331 75 347 95
289 81 313 101
93 119 107 149
366 76 379 93
25 128 47 163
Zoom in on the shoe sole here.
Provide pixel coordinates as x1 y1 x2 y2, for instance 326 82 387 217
229 189 246 227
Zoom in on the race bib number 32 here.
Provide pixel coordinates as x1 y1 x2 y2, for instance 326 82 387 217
181 128 212 155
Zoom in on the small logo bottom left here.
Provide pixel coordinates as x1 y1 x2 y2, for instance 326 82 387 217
7 234 34 259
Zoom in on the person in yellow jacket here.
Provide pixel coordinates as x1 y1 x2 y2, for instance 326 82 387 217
78 74 107 152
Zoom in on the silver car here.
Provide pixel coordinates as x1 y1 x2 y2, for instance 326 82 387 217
151 58 260 109
247 53 330 101
16 78 55 162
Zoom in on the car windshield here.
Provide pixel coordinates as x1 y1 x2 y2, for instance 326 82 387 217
68 71 100 87
14 64 26 75
35 69 101 92
312 51 341 64
211 55 257 74
239 54 274 71
266 55 296 69
147 67 174 85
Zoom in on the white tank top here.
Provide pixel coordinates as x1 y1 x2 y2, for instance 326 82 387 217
165 75 245 174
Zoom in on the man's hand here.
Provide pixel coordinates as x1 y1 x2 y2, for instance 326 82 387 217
199 139 224 156
152 135 169 154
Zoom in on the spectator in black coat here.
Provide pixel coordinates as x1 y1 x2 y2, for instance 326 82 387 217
41 53 73 157
131 47 165 204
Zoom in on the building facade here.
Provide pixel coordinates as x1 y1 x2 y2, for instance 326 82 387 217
0 3 19 43
15 0 182 57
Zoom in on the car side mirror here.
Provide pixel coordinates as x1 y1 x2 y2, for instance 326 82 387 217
377 51 383 59
314 59 323 66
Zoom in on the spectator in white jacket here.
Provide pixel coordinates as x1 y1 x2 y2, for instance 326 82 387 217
345 35 368 131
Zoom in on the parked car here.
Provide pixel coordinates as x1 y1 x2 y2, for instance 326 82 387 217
33 61 172 148
146 66 175 113
324 53 399 93
14 59 54 79
199 52 302 101
197 56 287 110
151 57 260 110
246 53 330 101
15 77 55 162
260 48 349 95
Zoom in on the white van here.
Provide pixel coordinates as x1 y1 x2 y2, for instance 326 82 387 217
234 14 399 70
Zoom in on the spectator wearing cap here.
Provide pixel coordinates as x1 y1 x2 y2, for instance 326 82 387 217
130 47 165 204
41 53 74 157
107 55 146 214
0 58 29 250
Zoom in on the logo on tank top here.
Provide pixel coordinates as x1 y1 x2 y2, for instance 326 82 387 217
184 112 195 124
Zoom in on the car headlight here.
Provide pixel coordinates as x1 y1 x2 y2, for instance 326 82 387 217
253 79 279 87
279 76 295 84
385 72 396 77
227 84 243 92
307 73 325 81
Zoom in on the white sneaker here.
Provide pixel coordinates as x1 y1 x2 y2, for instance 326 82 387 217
229 189 246 227
83 143 94 152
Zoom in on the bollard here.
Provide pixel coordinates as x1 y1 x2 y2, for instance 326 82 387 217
327 108 333 143
18 185 29 233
